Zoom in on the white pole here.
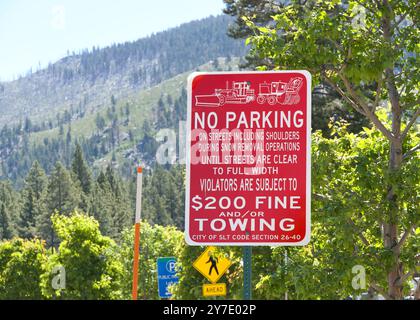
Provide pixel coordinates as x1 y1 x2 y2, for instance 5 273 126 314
132 167 143 300
135 167 143 223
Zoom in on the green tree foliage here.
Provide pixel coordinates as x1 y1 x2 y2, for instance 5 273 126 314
38 162 81 247
41 212 124 299
239 0 419 299
91 166 132 240
90 176 114 237
173 245 297 300
19 161 48 239
173 120 419 300
142 165 185 228
0 203 13 240
95 114 106 131
71 143 92 195
224 0 370 134
137 119 159 163
47 162 80 215
172 245 242 300
0 238 47 299
251 121 419 300
156 96 169 129
223 0 278 48
0 181 20 240
118 221 183 299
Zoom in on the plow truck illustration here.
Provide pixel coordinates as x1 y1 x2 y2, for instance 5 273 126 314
195 77 303 107
195 81 255 107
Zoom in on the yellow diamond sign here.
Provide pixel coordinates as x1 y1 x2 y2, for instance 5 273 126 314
193 246 232 284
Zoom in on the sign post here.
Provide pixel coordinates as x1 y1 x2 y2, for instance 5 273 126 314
186 71 311 298
243 246 252 300
132 167 143 300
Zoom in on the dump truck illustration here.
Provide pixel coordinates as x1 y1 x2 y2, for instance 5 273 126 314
195 77 303 107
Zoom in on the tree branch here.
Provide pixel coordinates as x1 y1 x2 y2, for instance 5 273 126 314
313 193 331 201
403 144 420 161
348 219 370 246
338 73 396 142
323 76 366 116
370 283 392 300
395 270 414 287
391 3 419 32
401 108 420 140
392 225 414 254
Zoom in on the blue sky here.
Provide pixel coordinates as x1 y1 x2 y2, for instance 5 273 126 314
0 0 225 81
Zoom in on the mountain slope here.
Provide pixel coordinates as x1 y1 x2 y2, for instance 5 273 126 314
0 15 246 126
0 57 241 185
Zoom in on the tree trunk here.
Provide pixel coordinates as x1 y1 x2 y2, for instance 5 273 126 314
384 138 404 299
415 280 420 300
384 63 403 298
382 1 403 295
383 223 402 299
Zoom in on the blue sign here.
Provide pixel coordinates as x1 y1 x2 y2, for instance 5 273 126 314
157 257 179 298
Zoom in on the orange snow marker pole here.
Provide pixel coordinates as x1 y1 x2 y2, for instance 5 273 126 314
132 166 143 300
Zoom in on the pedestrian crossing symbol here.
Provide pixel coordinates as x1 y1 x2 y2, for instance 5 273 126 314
193 246 232 283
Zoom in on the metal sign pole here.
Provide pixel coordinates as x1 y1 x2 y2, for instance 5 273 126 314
243 246 252 300
285 250 288 300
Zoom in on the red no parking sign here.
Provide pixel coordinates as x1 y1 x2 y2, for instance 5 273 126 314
185 71 311 246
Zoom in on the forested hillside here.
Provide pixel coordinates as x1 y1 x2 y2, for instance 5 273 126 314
0 13 246 186
0 15 245 241
0 58 240 186
0 15 246 126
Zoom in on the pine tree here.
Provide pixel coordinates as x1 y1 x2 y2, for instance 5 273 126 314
95 114 106 131
71 143 92 194
39 162 80 247
19 161 47 239
169 165 185 228
111 95 117 109
96 166 132 240
24 117 32 133
90 178 113 236
156 96 167 129
105 165 120 198
124 103 130 124
142 166 173 226
0 203 13 239
0 181 19 239
48 162 80 214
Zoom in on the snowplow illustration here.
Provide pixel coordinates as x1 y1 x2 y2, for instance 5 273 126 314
195 77 303 107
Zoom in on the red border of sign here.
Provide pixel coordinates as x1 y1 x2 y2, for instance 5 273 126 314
185 71 311 246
